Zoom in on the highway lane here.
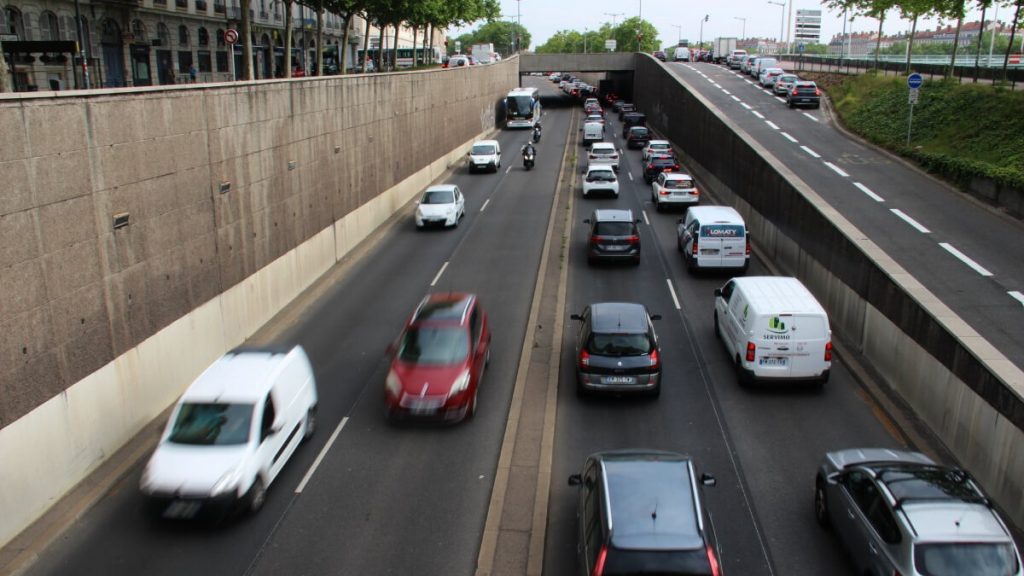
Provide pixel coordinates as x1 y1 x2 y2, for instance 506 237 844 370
26 79 564 576
543 100 911 576
665 60 1024 370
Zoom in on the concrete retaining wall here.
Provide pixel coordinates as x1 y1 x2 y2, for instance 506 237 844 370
632 55 1024 527
0 61 518 548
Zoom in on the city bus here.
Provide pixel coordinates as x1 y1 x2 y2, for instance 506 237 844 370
505 86 541 129
356 46 442 69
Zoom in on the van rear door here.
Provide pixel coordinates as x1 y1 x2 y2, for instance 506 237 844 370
755 314 827 378
698 223 745 268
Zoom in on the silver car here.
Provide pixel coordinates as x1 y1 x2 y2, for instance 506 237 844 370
774 73 799 96
815 448 1023 576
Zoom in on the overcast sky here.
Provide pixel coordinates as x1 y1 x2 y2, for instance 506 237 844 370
451 0 1003 48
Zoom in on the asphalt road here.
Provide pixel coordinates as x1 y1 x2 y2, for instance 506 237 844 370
24 76 966 576
664 60 1024 372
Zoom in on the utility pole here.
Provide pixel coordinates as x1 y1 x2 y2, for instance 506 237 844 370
604 12 624 26
699 14 708 51
516 0 522 52
768 1 785 54
672 24 682 45
73 0 90 88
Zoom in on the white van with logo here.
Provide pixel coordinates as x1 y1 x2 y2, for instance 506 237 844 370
140 345 319 519
581 121 604 146
677 206 749 272
713 277 831 386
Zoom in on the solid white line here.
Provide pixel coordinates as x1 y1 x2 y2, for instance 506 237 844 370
480 198 491 212
781 132 798 143
628 172 634 182
939 243 993 276
741 102 753 110
642 210 650 225
431 261 450 286
1009 291 1024 306
765 121 780 130
890 209 931 234
666 279 682 310
802 112 819 122
824 162 849 177
853 182 885 202
751 111 765 119
296 417 348 494
722 89 732 95
730 95 741 102
800 145 821 158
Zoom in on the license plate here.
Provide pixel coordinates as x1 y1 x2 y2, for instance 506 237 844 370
602 376 635 384
603 245 628 251
759 357 788 367
701 249 719 255
164 500 202 519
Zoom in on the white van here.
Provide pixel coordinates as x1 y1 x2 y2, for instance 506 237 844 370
673 47 690 62
140 345 319 519
582 121 604 146
713 277 831 386
677 206 749 272
468 139 502 173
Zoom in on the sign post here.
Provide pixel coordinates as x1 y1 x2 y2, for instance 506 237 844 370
225 28 238 80
906 73 923 146
604 39 617 52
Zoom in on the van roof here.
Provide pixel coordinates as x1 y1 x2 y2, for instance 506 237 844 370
182 346 305 404
686 205 743 224
732 276 826 316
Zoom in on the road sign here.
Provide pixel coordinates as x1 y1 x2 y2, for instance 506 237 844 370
797 43 805 53
605 39 617 51
224 28 239 45
907 72 923 89
908 88 919 104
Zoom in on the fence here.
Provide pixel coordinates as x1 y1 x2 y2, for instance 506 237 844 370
784 54 1023 89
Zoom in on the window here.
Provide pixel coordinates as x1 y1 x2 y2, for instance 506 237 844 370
260 396 276 441
197 27 208 46
157 23 170 46
178 24 189 46
215 28 225 47
176 0 187 8
213 0 225 14
131 19 146 43
845 471 901 544
5 6 25 39
169 402 254 445
39 11 60 40
197 50 211 72
215 50 228 71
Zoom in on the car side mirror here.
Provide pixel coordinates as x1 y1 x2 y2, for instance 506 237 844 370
714 288 723 297
650 314 662 321
701 473 717 487
826 472 841 485
568 474 582 486
570 314 583 321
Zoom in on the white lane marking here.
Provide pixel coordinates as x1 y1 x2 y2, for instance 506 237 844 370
642 210 650 225
751 111 765 119
480 198 491 212
741 102 753 110
713 83 722 88
781 132 798 143
628 172 634 182
765 120 780 130
722 89 732 95
1009 291 1024 306
802 112 819 122
853 182 885 202
939 243 993 276
776 97 787 104
800 145 821 158
730 95 741 102
824 162 850 177
744 79 754 85
890 209 931 234
666 279 682 310
505 165 512 174
430 261 450 286
296 417 349 494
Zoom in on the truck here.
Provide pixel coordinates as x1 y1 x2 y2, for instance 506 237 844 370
471 43 496 64
713 37 737 63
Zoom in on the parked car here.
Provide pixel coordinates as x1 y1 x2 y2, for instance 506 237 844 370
467 139 501 173
787 80 821 109
651 172 699 212
384 292 491 423
568 450 720 574
815 448 1023 576
582 165 620 198
773 73 799 96
625 126 652 149
678 206 750 273
414 185 465 229
587 142 620 172
584 209 641 265
643 154 682 184
727 49 748 68
139 345 319 519
642 139 673 162
570 303 662 396
752 57 779 79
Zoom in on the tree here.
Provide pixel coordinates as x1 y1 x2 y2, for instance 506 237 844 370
824 0 898 68
896 0 938 73
937 0 968 76
1004 0 1023 79
612 17 661 53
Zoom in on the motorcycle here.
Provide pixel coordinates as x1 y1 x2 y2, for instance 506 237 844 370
523 150 535 170
532 127 542 143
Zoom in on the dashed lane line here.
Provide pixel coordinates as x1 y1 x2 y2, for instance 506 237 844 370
854 182 885 202
296 417 349 494
430 261 450 286
730 95 741 102
781 132 798 143
802 112 819 122
765 121 780 130
666 279 682 310
741 102 753 110
481 198 491 212
751 111 765 119
939 243 993 276
824 162 849 177
800 145 821 158
1009 291 1024 306
890 209 932 234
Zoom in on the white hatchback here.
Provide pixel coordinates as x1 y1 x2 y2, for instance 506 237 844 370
588 142 620 172
642 140 673 162
582 165 619 198
415 185 465 228
651 172 699 211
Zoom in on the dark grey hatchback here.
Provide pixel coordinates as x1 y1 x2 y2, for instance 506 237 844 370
568 450 720 576
786 80 821 109
571 302 662 397
585 209 641 265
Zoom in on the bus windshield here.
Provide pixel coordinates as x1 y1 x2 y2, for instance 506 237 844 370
507 95 535 119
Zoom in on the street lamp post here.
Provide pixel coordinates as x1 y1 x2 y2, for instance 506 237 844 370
604 12 624 26
516 0 522 52
768 0 785 54
584 27 588 53
672 24 682 45
734 17 746 41
699 14 708 53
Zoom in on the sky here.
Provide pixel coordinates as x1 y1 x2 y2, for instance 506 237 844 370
451 0 1004 49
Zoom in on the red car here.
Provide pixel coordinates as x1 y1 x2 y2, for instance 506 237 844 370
385 293 491 423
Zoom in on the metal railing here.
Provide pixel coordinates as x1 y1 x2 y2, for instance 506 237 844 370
781 53 1023 89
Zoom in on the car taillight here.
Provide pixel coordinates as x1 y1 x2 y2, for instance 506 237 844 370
660 188 670 196
825 341 833 362
791 88 799 96
746 341 756 362
590 235 601 245
814 88 821 96
647 163 654 170
592 546 607 576
626 235 640 245
707 546 721 576
611 154 618 160
693 188 700 196
589 154 596 160
745 237 751 256
649 349 660 368
692 236 699 256
579 349 590 367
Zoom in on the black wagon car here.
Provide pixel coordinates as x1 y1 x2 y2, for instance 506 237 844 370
786 80 821 109
584 209 641 266
571 302 662 396
625 126 652 149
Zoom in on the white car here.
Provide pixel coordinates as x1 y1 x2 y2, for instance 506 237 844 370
550 73 561 81
415 185 465 228
582 165 619 198
588 142 620 172
140 346 318 519
468 139 501 173
651 172 700 211
642 140 673 162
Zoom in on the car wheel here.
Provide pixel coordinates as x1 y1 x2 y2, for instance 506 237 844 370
303 406 317 441
575 376 588 397
815 478 831 528
787 101 794 109
246 477 267 514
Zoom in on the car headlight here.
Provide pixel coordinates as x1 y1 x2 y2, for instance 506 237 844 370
448 369 471 397
211 468 240 497
386 369 403 397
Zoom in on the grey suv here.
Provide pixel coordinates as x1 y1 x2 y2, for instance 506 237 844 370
584 209 641 265
568 450 720 576
815 448 1022 576
571 302 662 397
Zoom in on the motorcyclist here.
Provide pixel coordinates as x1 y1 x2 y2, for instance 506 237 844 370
532 122 542 143
522 141 536 158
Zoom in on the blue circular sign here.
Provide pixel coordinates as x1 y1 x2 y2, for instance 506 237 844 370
907 73 923 89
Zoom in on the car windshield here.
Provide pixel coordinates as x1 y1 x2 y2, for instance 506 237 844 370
168 402 253 445
398 326 469 365
652 157 677 167
915 543 1019 576
422 190 454 204
650 143 670 150
472 144 496 155
588 170 616 182
587 333 652 356
506 95 535 119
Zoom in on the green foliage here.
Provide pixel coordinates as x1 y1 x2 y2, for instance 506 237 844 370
452 20 528 55
829 73 1024 189
535 17 660 53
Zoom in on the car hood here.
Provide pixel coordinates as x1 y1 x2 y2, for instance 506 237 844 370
827 448 934 470
470 153 496 162
143 442 250 494
393 362 467 396
418 204 456 217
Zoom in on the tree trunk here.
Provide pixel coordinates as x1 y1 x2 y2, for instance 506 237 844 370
428 24 434 63
1003 0 1023 79
906 14 919 73
874 14 885 69
412 26 418 67
316 7 324 76
361 16 370 72
241 0 254 79
948 11 964 77
284 0 293 77
340 13 352 75
974 3 987 82
392 24 400 70
0 39 11 92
